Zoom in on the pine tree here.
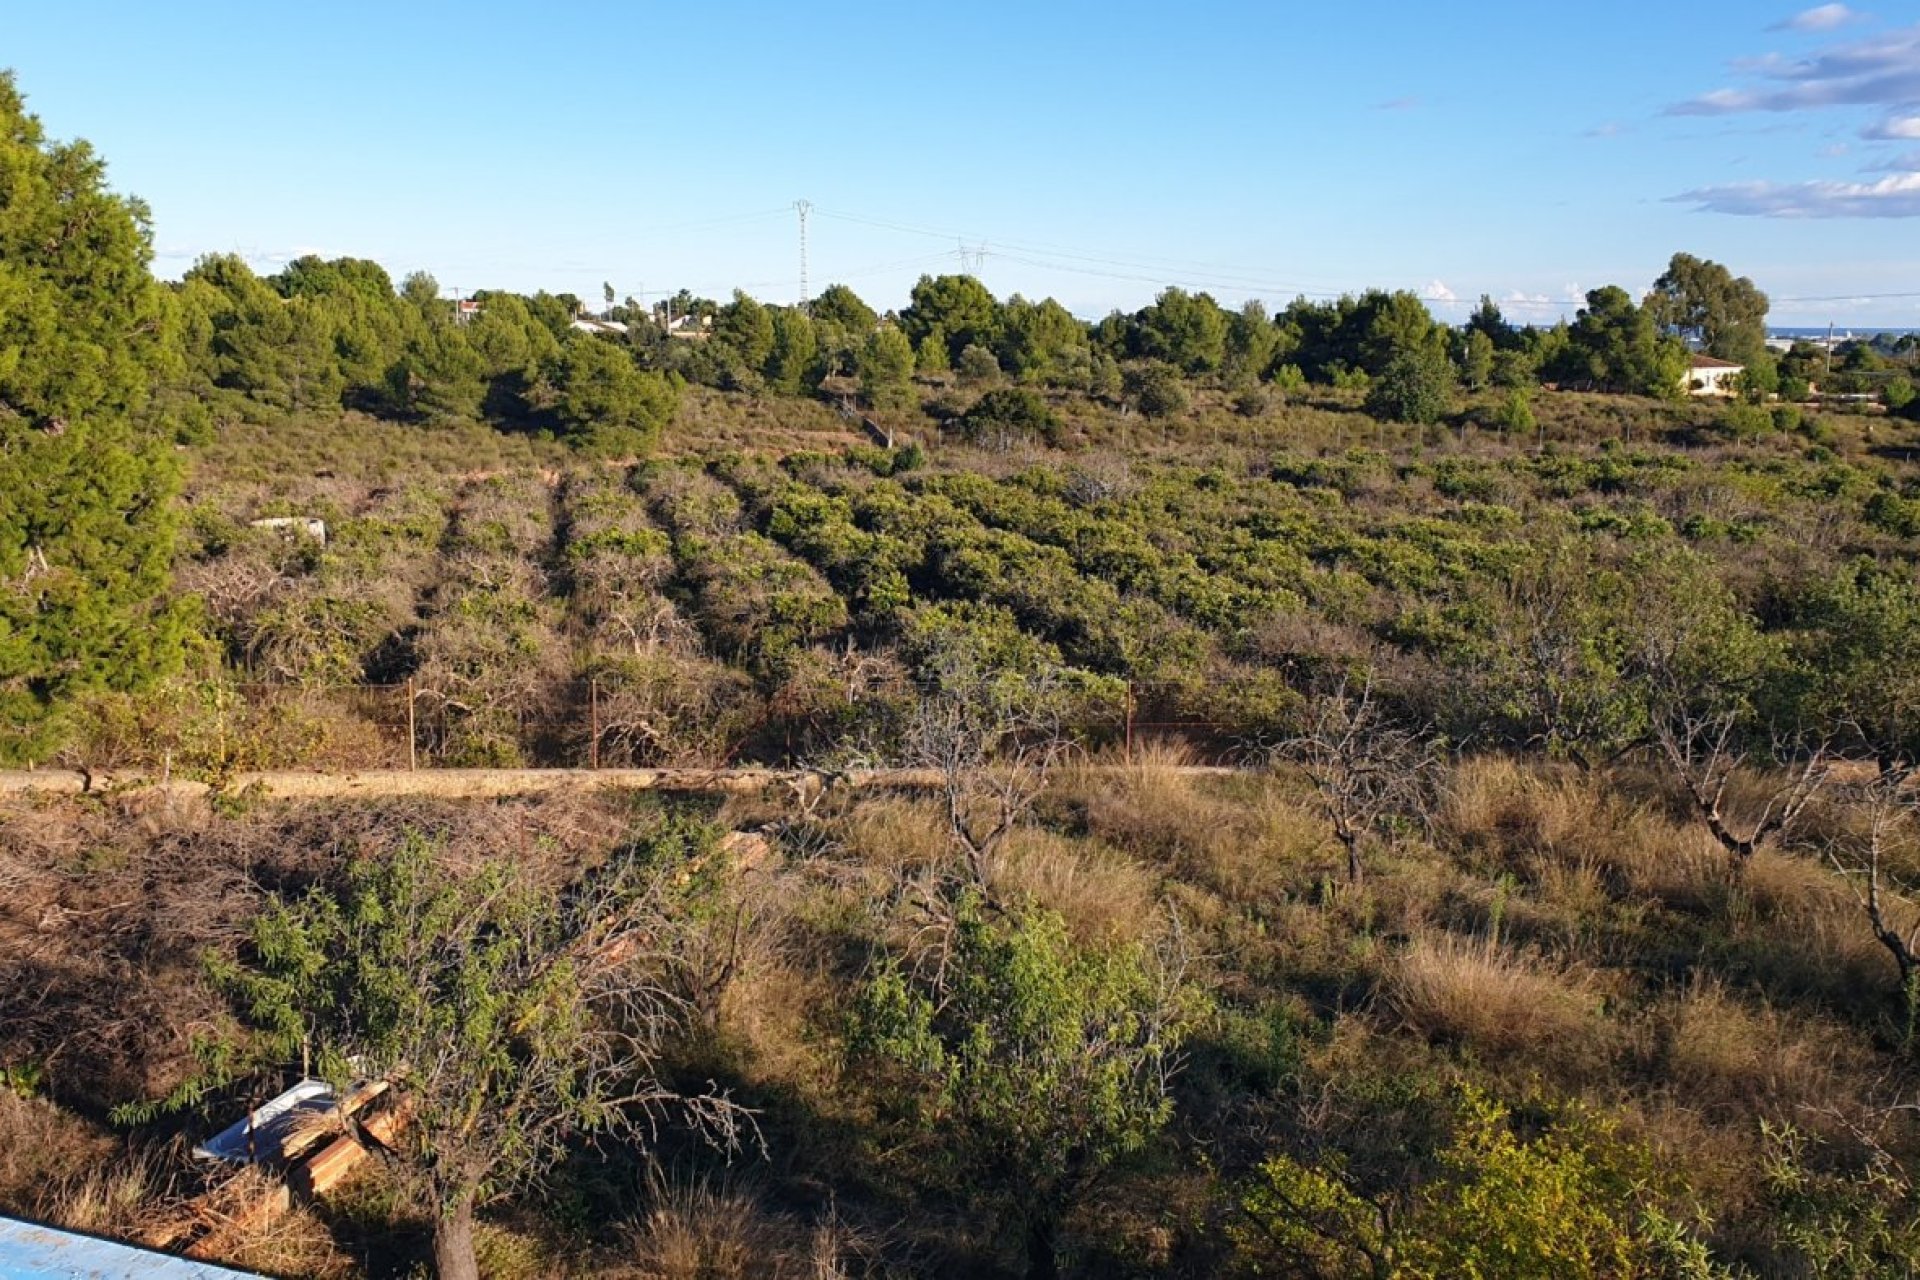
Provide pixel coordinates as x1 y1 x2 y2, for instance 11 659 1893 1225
0 73 190 761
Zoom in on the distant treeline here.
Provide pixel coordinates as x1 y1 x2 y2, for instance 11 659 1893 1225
157 252 1920 451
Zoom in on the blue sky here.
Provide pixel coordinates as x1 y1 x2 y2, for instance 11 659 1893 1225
7 1 1919 326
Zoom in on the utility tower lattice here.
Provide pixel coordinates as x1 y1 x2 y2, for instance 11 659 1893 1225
957 240 988 275
795 199 812 311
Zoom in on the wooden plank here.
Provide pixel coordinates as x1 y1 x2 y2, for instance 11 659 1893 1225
289 1135 366 1199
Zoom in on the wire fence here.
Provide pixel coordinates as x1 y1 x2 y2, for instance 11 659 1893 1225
97 678 1256 774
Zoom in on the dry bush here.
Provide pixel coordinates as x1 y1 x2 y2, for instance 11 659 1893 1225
448 473 554 559
586 653 759 768
641 466 745 538
1387 929 1606 1062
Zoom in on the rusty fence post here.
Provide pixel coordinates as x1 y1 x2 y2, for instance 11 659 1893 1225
588 677 600 771
405 678 418 772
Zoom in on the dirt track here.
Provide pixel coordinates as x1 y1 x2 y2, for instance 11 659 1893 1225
0 764 1240 801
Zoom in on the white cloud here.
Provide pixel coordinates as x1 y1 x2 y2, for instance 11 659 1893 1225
1666 22 1920 115
1672 167 1920 217
1583 121 1627 138
1863 112 1920 138
1422 279 1456 304
1499 290 1560 315
1865 148 1920 169
1770 4 1863 33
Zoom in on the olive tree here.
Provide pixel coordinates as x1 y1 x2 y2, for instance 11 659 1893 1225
219 822 750 1280
854 894 1201 1278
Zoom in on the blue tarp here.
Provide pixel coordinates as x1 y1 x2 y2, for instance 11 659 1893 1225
0 1215 263 1278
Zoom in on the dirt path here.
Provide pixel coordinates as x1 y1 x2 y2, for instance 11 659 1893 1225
0 764 1241 801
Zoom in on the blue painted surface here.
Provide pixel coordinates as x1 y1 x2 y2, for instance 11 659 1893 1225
0 1215 263 1278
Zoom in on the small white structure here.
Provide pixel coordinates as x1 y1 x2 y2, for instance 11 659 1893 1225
1688 354 1744 397
195 1078 337 1163
250 516 327 546
570 317 628 336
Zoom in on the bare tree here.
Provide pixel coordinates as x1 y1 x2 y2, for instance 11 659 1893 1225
1269 673 1440 885
1826 766 1920 1041
1626 556 1829 872
884 635 1097 904
900 660 1075 903
1651 707 1830 869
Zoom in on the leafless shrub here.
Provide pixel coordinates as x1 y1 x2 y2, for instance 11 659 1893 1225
1266 673 1441 884
898 660 1075 903
1824 766 1920 1038
1652 709 1830 870
1061 455 1137 507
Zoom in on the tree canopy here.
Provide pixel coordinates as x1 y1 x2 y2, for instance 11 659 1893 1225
1645 252 1770 366
0 71 189 761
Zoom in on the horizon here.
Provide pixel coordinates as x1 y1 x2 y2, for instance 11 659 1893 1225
7 1 1920 328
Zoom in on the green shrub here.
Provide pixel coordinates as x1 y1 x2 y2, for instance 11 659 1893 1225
960 387 1059 448
1717 403 1773 440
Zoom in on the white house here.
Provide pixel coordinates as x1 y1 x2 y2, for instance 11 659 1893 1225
1687 354 1743 397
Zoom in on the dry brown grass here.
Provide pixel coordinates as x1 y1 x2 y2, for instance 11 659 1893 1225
1065 743 1331 905
1070 739 1223 860
41 1145 178 1239
621 1176 876 1280
1444 757 1625 868
834 794 951 880
997 827 1159 945
1655 976 1867 1119
0 1092 113 1218
1444 756 1734 908
661 386 867 459
1387 928 1606 1062
1721 850 1912 1012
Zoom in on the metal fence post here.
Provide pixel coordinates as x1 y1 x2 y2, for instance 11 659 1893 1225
405 678 418 772
588 677 600 771
1124 683 1135 762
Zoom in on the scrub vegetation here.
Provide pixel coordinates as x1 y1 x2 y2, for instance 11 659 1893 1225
8 68 1920 1279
